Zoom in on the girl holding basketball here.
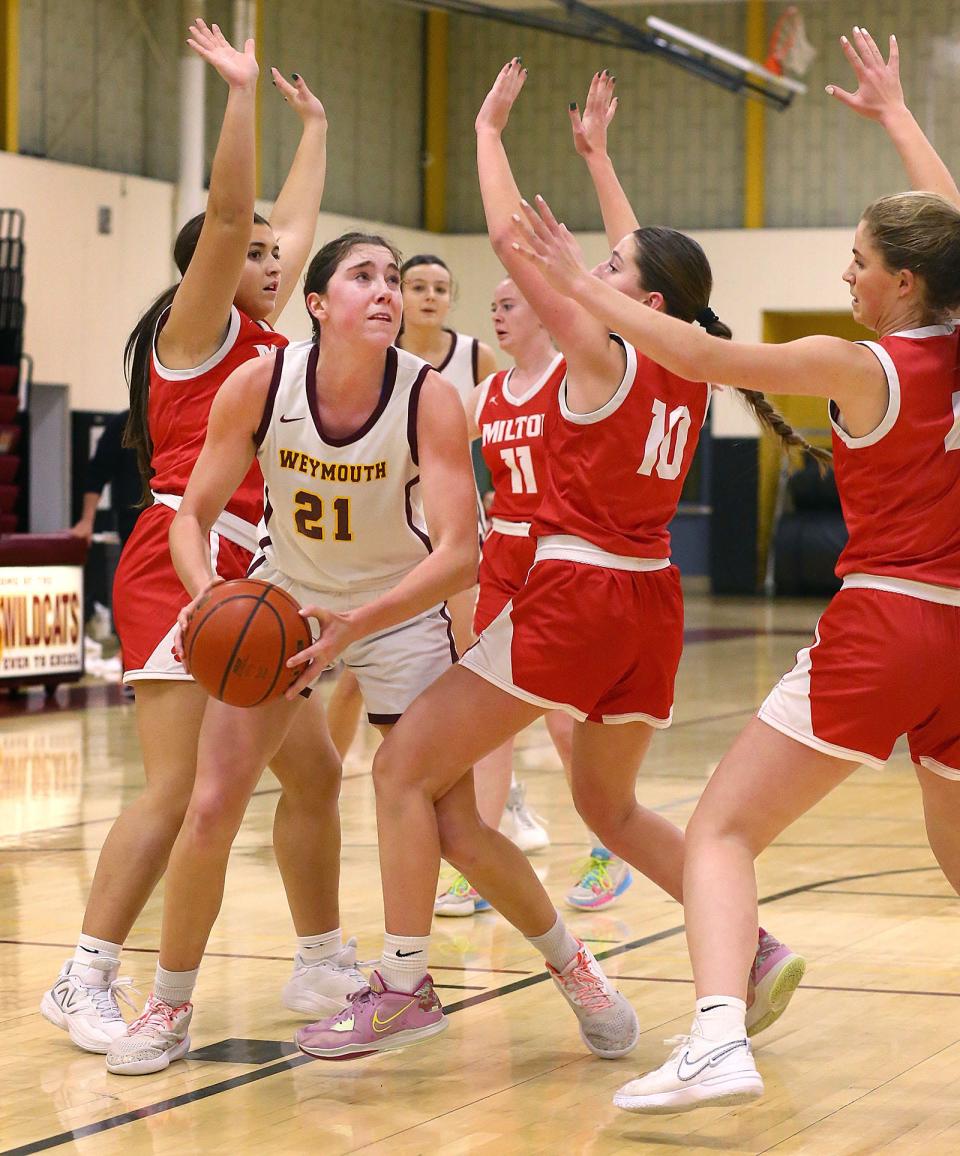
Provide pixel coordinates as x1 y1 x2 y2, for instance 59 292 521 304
515 28 960 1114
41 20 357 1056
105 231 481 1074
294 61 811 1063
324 253 498 757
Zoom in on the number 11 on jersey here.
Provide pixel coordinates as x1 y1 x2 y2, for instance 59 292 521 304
500 446 538 494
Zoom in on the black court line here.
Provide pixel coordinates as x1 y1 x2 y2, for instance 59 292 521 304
814 888 956 900
3 861 943 1156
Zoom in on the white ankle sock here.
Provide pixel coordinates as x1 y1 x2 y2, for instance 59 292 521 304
73 933 122 976
154 965 199 1007
527 913 579 972
380 933 430 993
694 995 747 1041
509 771 519 789
297 928 343 963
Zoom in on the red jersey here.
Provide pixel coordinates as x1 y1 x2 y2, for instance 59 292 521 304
478 353 565 523
532 337 709 558
147 306 287 525
832 324 960 587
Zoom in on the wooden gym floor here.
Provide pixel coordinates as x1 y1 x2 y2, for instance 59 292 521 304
1 590 958 1155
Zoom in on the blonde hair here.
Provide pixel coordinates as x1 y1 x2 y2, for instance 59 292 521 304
862 191 960 315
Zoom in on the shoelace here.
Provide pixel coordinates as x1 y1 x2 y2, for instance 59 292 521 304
128 996 188 1037
512 804 549 832
556 955 613 1012
448 874 472 898
88 976 139 1022
751 932 779 980
573 856 613 893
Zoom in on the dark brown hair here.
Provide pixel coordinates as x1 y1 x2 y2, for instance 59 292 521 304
123 211 270 498
304 231 403 341
633 226 831 471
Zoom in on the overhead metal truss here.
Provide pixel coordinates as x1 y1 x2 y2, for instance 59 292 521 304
396 0 798 110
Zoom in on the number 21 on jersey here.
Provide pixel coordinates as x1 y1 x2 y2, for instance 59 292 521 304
294 490 353 541
638 399 692 480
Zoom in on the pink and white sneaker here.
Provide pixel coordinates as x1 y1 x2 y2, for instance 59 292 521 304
105 994 192 1076
295 970 447 1060
547 940 639 1059
745 928 806 1037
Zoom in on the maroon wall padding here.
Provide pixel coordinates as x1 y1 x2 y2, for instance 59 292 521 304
0 532 88 565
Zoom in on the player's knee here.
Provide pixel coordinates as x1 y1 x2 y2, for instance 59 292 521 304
571 782 630 839
181 784 247 848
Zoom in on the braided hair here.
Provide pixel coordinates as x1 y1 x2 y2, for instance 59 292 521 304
633 227 831 471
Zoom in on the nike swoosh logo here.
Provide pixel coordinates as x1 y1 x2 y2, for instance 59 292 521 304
372 1000 415 1032
395 949 422 958
279 414 304 423
676 1039 747 1082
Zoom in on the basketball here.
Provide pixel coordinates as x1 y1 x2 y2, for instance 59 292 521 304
182 579 312 707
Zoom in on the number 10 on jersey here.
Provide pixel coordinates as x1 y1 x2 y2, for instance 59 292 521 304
638 399 692 480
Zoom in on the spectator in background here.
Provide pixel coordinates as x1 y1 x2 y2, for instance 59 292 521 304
70 410 143 548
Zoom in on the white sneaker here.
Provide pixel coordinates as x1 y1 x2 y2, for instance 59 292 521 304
565 849 633 910
434 873 492 917
614 1027 764 1114
547 940 639 1059
281 937 367 1017
106 994 192 1076
40 958 137 1054
499 781 550 853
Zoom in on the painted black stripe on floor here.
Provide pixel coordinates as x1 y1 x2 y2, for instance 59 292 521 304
1 863 939 1156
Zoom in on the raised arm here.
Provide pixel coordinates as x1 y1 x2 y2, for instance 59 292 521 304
571 70 639 246
160 21 259 368
169 355 271 600
266 70 328 322
514 195 885 410
827 27 960 207
476 60 615 377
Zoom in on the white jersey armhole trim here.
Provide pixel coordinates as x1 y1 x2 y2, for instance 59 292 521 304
474 373 495 427
502 352 564 407
152 305 243 382
830 340 901 448
560 334 636 426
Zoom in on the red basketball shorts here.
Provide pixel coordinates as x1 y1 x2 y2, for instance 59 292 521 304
113 503 254 682
473 528 537 636
759 580 960 776
461 555 683 725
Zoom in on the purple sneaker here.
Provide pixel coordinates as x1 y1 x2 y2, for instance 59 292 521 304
745 928 806 1038
295 970 446 1060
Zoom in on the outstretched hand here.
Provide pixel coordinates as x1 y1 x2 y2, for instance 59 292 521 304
826 27 904 122
511 195 592 298
570 70 618 159
271 69 327 128
187 18 258 89
476 58 527 135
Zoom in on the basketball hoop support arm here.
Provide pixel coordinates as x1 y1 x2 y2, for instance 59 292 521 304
398 0 797 110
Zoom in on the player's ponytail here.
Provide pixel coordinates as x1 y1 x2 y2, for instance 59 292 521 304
123 211 270 502
633 226 831 472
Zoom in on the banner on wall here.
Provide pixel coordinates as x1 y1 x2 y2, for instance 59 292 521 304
0 565 83 678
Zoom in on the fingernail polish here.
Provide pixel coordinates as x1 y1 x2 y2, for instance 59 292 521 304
569 101 577 110
292 72 300 80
